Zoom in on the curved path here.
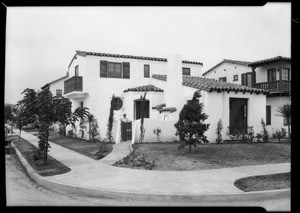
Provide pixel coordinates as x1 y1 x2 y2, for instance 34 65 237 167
12 130 290 202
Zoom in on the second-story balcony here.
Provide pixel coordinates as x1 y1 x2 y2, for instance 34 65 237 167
64 76 88 99
254 80 291 95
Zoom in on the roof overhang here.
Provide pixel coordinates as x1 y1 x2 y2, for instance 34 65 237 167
63 91 89 100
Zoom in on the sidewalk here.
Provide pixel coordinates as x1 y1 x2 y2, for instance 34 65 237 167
11 130 291 202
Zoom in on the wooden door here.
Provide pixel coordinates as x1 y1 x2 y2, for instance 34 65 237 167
229 98 248 134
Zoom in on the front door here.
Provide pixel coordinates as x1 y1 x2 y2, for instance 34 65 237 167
134 100 150 120
121 121 132 141
229 98 248 134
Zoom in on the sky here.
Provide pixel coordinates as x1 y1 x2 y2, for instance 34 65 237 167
5 3 291 105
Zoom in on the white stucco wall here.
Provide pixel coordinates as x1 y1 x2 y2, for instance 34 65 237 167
132 118 179 143
203 63 251 84
203 91 266 142
266 96 291 135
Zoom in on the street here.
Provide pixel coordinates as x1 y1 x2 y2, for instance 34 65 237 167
5 153 291 210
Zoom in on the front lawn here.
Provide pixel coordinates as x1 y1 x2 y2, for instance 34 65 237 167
234 172 290 192
48 132 113 160
114 142 290 171
9 135 71 176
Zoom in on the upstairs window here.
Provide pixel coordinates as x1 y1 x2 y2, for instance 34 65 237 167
233 75 238 81
56 89 62 97
241 73 252 86
100 61 130 79
182 67 191 76
267 68 277 82
144 64 150 78
282 68 290 81
219 77 227 82
75 65 79 76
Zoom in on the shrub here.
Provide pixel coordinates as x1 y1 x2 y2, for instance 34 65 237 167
215 119 223 144
153 127 162 142
260 119 269 142
68 129 74 137
272 128 287 143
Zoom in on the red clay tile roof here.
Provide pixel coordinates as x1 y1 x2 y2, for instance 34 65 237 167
124 84 164 93
248 56 291 66
202 59 250 76
159 107 177 113
152 103 166 110
152 74 268 95
71 50 203 66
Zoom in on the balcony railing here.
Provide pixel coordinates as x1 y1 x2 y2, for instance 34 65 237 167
254 80 291 93
64 76 83 94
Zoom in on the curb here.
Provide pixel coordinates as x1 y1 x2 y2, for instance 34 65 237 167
11 143 291 203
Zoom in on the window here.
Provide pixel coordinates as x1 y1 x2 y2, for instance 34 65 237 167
182 68 191 76
100 61 130 79
56 89 62 97
233 75 238 81
241 73 252 86
266 105 271 125
144 65 150 78
219 77 227 82
75 65 79 76
282 68 290 81
80 101 84 107
267 68 276 82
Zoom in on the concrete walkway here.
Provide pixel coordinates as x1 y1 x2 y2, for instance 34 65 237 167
11 130 291 202
99 141 132 165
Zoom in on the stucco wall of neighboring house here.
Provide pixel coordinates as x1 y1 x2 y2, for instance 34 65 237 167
255 61 291 83
203 63 251 84
266 96 291 135
48 79 67 97
203 91 266 142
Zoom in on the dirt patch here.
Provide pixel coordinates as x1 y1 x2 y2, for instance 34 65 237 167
48 132 113 160
234 172 290 192
9 135 71 177
113 142 290 171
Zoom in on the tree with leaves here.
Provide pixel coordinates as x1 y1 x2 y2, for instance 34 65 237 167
11 103 27 141
106 94 115 142
68 106 90 138
88 114 99 142
53 96 72 136
174 91 210 153
276 104 291 138
139 92 147 143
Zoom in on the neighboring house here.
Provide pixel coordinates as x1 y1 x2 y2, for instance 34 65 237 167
202 56 291 134
41 73 69 97
47 50 268 143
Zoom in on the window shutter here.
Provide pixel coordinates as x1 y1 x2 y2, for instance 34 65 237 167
266 105 271 125
241 73 246 86
123 62 130 79
100 60 108 78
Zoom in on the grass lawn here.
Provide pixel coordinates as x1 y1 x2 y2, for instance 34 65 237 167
48 132 113 160
9 135 71 177
114 142 290 171
234 172 290 192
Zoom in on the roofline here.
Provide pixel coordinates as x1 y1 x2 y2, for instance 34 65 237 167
248 56 291 67
41 74 69 89
202 59 250 76
68 50 203 68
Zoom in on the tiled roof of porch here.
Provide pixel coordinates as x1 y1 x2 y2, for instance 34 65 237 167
152 74 268 95
123 84 164 93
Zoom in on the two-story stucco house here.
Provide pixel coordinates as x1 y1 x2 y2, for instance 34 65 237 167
44 50 268 143
202 56 291 134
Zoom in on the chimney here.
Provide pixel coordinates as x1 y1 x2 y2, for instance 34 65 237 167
165 54 183 111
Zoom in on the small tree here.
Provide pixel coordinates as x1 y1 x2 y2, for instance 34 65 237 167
53 96 72 136
139 92 147 143
88 114 99 142
11 103 27 141
153 127 162 142
272 128 287 143
276 104 291 138
174 91 210 153
260 119 269 143
5 105 13 123
68 107 90 138
215 119 223 144
106 94 115 142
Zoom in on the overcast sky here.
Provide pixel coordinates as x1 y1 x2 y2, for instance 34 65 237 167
5 3 291 104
